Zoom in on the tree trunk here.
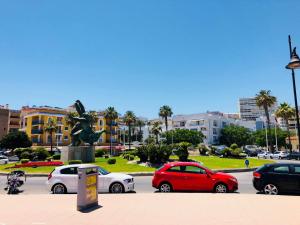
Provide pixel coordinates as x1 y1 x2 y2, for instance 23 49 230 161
110 124 112 156
50 131 53 155
264 106 273 152
165 117 168 131
128 124 131 150
156 134 159 144
286 118 292 152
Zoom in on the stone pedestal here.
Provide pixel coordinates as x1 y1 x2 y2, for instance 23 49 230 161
61 146 95 163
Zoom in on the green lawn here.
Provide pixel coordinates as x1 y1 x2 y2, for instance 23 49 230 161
189 156 274 169
0 156 274 174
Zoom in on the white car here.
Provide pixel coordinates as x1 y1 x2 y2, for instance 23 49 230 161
272 151 289 160
257 152 273 159
46 164 135 194
0 155 9 164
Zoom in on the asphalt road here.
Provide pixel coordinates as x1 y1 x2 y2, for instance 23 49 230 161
0 172 257 195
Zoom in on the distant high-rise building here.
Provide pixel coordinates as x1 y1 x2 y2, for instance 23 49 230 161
239 97 277 121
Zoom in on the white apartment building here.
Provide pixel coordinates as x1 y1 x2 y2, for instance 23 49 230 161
239 97 277 121
172 112 238 145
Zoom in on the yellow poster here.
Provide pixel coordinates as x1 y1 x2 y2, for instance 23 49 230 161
86 175 97 186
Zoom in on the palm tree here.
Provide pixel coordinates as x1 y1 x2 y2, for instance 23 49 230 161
88 111 98 129
104 107 118 156
159 105 173 131
275 102 295 152
65 112 79 128
255 90 277 152
151 121 162 144
135 119 145 142
123 111 137 150
44 118 57 154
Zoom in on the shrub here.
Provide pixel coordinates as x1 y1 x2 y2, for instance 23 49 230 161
20 151 31 160
136 145 148 162
46 157 53 162
68 160 82 165
128 155 135 161
221 148 231 157
239 153 247 159
107 158 116 164
15 148 33 158
148 144 159 163
20 159 29 164
33 147 50 161
209 146 217 155
95 149 105 157
230 143 239 150
175 142 191 161
158 145 172 162
199 145 209 156
52 154 61 160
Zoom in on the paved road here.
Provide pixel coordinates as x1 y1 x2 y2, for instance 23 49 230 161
0 172 257 195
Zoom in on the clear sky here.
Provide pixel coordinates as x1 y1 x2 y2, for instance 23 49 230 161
1 1 300 118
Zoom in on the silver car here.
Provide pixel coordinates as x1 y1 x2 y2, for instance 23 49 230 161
272 151 289 160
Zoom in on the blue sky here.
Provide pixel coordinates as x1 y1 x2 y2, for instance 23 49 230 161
1 1 300 118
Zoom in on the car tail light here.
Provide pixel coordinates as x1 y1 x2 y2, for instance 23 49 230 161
253 172 261 179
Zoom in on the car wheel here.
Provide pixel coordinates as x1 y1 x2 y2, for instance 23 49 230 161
110 182 124 193
264 184 279 195
52 183 67 194
214 183 228 193
159 183 172 193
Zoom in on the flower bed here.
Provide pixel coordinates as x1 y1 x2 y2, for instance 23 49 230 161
11 161 64 168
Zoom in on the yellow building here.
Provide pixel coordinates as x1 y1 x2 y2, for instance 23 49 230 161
20 106 71 146
95 112 119 145
20 106 119 146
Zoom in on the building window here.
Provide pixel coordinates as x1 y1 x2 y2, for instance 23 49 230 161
180 121 185 127
213 120 218 127
213 128 217 135
201 127 207 131
99 120 103 126
213 136 218 142
65 127 68 131
64 136 68 140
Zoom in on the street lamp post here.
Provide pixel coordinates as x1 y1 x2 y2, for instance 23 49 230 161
286 35 300 152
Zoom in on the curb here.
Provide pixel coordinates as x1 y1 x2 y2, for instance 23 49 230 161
0 167 257 177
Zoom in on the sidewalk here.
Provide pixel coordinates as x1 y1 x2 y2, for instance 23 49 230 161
0 193 299 225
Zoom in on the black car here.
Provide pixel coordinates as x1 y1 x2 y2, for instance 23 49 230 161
253 163 300 195
287 152 300 160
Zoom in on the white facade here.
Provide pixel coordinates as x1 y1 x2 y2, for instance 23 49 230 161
171 112 237 145
239 97 277 121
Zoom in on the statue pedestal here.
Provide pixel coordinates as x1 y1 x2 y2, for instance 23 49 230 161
61 146 95 163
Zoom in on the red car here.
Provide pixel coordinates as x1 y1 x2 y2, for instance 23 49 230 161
152 162 238 193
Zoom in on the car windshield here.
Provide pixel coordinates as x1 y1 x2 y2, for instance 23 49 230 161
98 167 110 175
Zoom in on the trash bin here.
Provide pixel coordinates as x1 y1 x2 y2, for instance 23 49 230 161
77 164 99 211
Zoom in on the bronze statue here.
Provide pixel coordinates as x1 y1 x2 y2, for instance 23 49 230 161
70 100 105 146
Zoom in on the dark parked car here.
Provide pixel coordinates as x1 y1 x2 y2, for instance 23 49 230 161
243 145 258 157
253 163 300 195
287 152 300 160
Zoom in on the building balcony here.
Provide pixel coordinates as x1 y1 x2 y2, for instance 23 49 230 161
32 120 44 126
31 129 43 134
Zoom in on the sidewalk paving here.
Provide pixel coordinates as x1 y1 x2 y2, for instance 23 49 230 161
0 193 299 225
